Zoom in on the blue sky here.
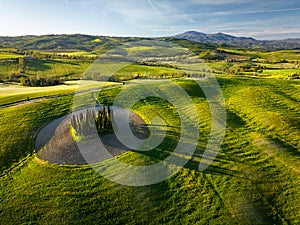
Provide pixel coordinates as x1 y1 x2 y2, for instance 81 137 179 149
0 0 299 39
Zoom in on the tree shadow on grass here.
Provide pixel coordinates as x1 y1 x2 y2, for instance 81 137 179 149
27 59 53 72
27 59 82 72
132 123 246 180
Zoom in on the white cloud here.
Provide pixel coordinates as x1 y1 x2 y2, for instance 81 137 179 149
107 5 155 20
234 28 300 37
186 0 253 5
148 0 195 23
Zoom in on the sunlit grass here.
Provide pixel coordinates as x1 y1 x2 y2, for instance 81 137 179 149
0 78 299 224
0 80 117 106
0 52 21 59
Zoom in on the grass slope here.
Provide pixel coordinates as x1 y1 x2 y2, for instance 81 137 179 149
0 78 299 224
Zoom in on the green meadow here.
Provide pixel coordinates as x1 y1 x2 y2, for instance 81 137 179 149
0 76 299 224
0 38 299 224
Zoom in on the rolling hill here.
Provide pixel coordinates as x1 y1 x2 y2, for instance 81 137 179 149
175 31 300 50
0 34 215 54
1 32 299 54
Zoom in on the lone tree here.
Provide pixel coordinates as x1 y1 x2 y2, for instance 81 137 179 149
18 57 26 74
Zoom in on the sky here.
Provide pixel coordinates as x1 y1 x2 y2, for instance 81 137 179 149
0 0 299 40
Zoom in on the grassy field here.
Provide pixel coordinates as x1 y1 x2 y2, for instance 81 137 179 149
0 56 187 83
0 77 299 224
0 52 21 59
221 49 300 62
0 47 299 84
202 49 300 79
114 64 184 80
41 51 97 57
0 58 92 80
0 80 118 106
0 34 299 224
259 68 300 78
0 96 73 171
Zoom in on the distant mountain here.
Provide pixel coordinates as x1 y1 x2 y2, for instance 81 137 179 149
0 32 299 53
175 31 300 50
175 31 256 43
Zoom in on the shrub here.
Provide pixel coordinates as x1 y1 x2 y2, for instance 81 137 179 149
288 72 300 80
20 76 63 87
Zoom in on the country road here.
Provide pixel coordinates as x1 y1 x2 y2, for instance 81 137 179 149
0 84 123 109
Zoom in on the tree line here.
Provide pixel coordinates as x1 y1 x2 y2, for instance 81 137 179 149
20 76 62 87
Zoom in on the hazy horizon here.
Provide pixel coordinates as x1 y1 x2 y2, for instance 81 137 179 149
0 0 299 40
